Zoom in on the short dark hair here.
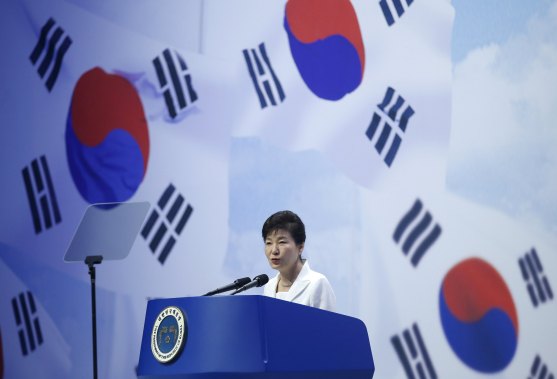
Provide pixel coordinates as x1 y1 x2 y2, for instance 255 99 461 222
262 210 306 246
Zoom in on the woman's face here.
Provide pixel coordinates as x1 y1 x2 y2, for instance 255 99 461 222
264 229 303 273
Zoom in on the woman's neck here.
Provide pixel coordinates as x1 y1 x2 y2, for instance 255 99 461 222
279 259 304 286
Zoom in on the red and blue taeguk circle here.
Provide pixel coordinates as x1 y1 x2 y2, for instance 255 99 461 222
284 0 365 101
65 67 149 206
440 257 518 373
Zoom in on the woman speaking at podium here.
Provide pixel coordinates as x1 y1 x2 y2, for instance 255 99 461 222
261 210 336 311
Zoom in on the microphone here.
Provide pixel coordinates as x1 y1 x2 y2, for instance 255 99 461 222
231 274 269 295
203 277 251 296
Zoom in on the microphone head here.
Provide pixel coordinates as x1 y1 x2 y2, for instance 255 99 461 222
254 274 269 287
234 277 251 286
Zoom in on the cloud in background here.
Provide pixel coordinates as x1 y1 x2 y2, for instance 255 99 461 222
448 1 557 234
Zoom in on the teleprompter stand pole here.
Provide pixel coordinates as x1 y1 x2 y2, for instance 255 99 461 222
85 255 103 379
65 202 150 378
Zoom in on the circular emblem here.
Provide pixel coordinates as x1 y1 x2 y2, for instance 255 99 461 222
151 306 187 363
284 0 365 100
66 67 150 207
439 257 518 373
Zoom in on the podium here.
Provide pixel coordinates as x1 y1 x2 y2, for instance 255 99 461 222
137 295 374 379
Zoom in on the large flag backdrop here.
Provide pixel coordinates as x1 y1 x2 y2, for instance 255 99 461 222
0 0 235 292
202 0 453 191
1 0 556 378
0 0 234 376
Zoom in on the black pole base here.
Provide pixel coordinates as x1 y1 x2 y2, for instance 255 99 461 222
85 255 103 379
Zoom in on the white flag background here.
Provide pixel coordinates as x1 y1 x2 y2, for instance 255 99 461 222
1 0 556 378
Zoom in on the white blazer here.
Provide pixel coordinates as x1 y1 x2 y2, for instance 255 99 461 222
263 260 336 312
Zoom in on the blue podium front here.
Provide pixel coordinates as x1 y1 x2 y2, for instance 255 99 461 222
137 295 374 379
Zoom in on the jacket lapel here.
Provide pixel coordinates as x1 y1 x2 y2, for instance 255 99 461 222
282 261 311 302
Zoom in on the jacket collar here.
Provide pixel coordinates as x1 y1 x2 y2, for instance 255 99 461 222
274 260 312 302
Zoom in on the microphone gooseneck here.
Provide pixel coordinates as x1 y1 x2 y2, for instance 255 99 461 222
231 274 269 295
203 277 252 296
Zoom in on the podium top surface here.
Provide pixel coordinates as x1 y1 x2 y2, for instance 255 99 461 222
64 201 150 262
138 295 374 379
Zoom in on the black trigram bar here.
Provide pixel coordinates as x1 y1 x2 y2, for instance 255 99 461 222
22 155 62 234
377 87 415 131
29 17 72 92
141 183 193 264
529 355 554 379
153 48 198 120
379 0 414 26
243 42 285 109
366 87 414 167
519 248 554 307
393 198 441 267
11 292 44 356
391 323 437 379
